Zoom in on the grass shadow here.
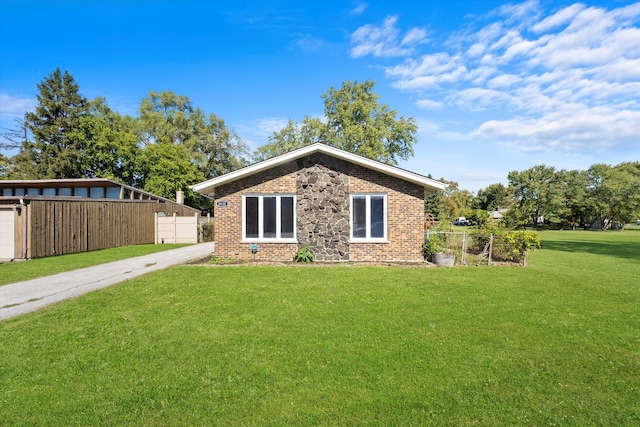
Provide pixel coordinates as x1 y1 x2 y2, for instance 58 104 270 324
541 234 640 261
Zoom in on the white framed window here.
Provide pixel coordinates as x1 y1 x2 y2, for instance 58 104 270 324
242 194 296 242
350 193 387 242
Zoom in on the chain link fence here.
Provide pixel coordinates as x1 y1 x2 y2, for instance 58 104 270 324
425 231 530 267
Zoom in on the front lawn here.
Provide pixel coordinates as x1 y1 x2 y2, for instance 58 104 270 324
1 231 638 425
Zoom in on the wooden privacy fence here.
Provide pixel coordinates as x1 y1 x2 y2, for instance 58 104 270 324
22 198 198 259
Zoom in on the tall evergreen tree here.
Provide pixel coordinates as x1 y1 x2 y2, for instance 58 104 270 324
22 68 89 178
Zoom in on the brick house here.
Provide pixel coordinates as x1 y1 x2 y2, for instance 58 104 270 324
191 143 445 262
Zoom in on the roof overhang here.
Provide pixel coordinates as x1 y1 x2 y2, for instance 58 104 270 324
191 143 446 196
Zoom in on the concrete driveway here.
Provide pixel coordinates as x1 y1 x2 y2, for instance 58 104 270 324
0 243 213 321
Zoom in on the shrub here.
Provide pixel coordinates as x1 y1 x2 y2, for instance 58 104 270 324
503 230 541 261
422 233 445 261
293 245 314 263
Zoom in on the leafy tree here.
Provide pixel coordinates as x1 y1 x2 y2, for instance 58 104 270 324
507 165 564 229
0 153 9 177
192 113 249 179
138 91 248 182
255 80 417 165
22 68 89 178
253 117 324 161
141 141 204 201
473 183 511 211
322 80 416 164
442 180 474 221
137 91 248 208
79 97 143 185
557 169 592 229
586 162 640 229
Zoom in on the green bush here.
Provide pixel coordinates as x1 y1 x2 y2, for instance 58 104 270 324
469 223 540 262
422 233 446 261
293 245 315 263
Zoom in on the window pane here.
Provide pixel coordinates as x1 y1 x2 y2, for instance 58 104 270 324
245 197 259 238
263 197 277 238
352 196 367 238
281 196 294 238
106 187 120 199
370 196 385 238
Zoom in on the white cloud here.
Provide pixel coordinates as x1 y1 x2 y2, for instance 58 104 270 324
416 99 443 110
532 3 585 33
0 92 35 118
354 2 640 155
474 107 640 151
350 15 427 58
290 33 324 55
234 117 290 150
350 3 366 15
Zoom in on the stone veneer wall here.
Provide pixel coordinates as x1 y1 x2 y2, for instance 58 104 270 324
212 154 426 263
296 153 350 261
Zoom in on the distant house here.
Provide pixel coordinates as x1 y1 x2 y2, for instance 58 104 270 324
489 209 508 220
0 179 199 260
192 143 445 262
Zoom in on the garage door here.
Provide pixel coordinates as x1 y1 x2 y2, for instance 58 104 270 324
0 209 15 259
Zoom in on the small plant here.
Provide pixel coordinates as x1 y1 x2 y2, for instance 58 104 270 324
293 245 315 263
422 233 445 261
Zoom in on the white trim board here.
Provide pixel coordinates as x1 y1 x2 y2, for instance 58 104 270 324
191 143 446 196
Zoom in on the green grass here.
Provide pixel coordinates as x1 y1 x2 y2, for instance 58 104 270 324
0 244 188 286
1 231 639 425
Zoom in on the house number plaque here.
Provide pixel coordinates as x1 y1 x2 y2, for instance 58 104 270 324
216 201 228 207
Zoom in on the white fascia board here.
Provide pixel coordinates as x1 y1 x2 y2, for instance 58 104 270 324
190 143 446 195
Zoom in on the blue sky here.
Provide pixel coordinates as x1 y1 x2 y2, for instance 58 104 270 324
1 0 639 192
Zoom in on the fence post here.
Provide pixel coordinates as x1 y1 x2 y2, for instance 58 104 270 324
461 232 467 265
488 234 493 266
173 212 177 244
154 212 158 244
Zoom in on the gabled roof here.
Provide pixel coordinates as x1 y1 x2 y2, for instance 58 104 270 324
191 143 445 195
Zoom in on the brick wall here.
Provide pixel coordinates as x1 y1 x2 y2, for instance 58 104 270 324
213 156 426 263
214 162 298 261
348 164 425 262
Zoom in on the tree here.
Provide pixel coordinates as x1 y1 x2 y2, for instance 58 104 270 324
507 165 564 229
79 97 143 185
1 118 28 153
255 80 417 165
137 91 247 205
473 183 511 211
440 180 474 221
141 141 204 201
191 113 249 179
586 162 640 229
253 117 324 161
22 68 89 178
557 169 592 229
